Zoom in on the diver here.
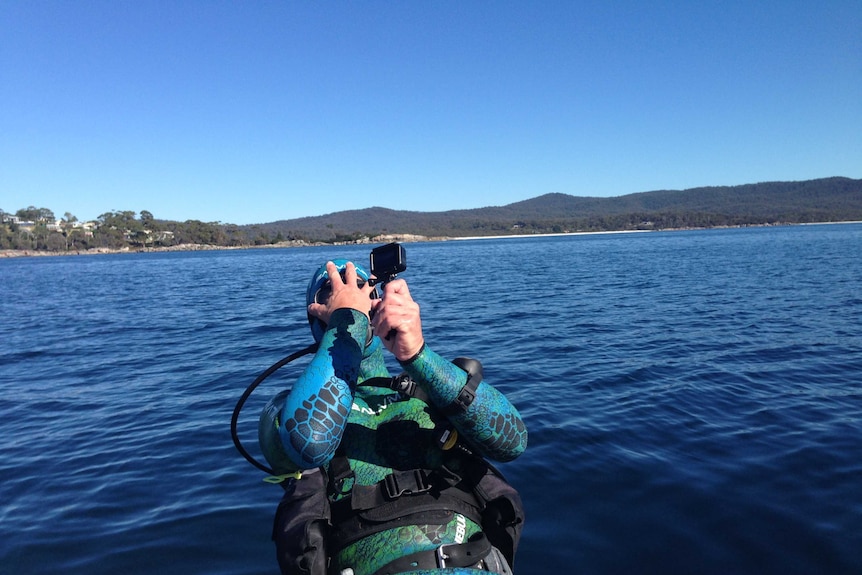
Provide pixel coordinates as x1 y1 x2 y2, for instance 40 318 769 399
257 254 528 575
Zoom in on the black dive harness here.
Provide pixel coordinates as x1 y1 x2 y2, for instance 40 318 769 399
318 365 517 575
237 349 523 575
328 454 497 574
326 451 489 553
324 366 490 555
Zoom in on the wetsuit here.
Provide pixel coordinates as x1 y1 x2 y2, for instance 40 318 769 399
270 309 528 575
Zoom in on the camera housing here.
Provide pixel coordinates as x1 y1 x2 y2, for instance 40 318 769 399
369 242 407 286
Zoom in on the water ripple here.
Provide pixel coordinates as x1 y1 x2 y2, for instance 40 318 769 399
2 226 861 574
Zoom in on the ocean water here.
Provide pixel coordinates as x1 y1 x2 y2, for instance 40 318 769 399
1 224 860 575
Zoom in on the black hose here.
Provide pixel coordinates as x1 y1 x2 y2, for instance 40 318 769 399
231 343 318 474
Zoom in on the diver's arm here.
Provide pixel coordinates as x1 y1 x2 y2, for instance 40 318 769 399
277 261 376 469
277 308 368 469
400 344 528 462
371 277 527 461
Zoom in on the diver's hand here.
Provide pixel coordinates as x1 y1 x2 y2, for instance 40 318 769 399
307 261 375 324
370 278 424 361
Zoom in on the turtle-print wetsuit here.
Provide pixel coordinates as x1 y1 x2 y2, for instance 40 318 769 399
272 308 528 575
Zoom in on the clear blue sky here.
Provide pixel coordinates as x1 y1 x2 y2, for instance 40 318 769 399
2 1 860 225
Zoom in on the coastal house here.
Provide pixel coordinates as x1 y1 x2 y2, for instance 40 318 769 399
16 220 36 231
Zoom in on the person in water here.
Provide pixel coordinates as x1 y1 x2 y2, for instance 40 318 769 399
259 259 528 575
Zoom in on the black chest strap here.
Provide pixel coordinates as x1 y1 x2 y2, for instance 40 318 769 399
371 532 492 575
327 457 484 553
359 374 431 404
357 373 471 454
360 358 484 417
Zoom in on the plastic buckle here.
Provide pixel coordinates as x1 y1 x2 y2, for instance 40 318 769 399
391 374 416 397
383 469 430 499
441 374 480 416
454 385 476 410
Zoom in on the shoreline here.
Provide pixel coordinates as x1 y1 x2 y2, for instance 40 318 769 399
3 222 860 259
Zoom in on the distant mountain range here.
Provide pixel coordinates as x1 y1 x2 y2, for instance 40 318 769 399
247 177 862 241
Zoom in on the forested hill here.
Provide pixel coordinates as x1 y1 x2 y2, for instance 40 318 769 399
3 177 860 253
252 177 862 241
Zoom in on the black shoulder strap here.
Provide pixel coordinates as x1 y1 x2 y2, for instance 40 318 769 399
359 374 431 404
358 357 483 417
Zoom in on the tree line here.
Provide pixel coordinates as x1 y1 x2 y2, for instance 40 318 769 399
0 207 307 252
3 177 860 252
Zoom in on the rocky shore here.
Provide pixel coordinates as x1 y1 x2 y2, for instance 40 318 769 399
0 234 439 258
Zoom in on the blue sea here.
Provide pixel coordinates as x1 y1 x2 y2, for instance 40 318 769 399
1 224 860 575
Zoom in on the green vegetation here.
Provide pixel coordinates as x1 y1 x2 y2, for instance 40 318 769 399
0 208 274 252
2 177 860 253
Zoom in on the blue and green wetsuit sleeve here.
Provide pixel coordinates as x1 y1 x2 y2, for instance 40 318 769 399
400 345 528 462
277 308 371 469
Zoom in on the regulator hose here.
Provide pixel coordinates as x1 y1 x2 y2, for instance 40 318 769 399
231 343 318 474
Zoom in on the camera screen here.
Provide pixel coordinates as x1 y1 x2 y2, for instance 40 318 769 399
370 243 406 277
